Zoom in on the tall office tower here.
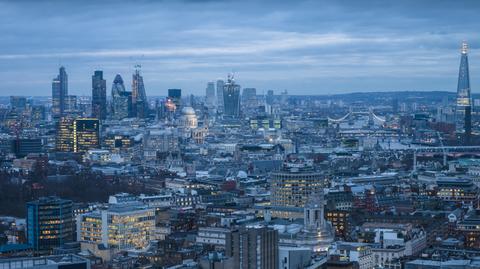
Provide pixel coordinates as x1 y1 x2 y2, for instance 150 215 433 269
27 197 74 253
132 65 148 118
392 98 399 113
64 95 77 113
91 70 107 120
111 74 132 120
56 117 75 152
242 87 256 107
226 227 279 269
205 82 216 107
52 66 68 119
168 88 182 110
10 96 27 111
216 79 225 113
223 74 241 118
266 90 274 106
56 117 100 153
270 155 327 218
456 41 471 112
73 118 100 153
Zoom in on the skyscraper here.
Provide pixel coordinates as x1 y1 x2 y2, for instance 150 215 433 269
52 66 68 119
56 117 100 153
56 117 75 152
168 89 182 110
111 74 132 120
456 41 471 110
27 197 74 253
91 70 107 120
242 87 256 107
223 74 241 118
74 118 100 153
132 65 148 118
216 79 225 113
205 82 215 107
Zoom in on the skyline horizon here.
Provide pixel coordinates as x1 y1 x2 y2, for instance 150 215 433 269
1 0 479 96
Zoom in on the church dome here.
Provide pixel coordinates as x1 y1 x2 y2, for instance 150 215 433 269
182 106 196 116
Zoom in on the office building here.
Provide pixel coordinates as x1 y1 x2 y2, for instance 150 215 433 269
27 197 74 253
270 155 327 218
168 89 182 110
242 87 256 107
216 79 224 113
77 202 155 251
56 117 75 152
226 226 278 269
56 117 100 153
10 96 27 111
266 90 274 106
132 66 148 118
64 95 77 113
111 74 132 120
52 66 68 119
12 138 42 158
91 70 107 120
205 82 215 107
73 118 100 153
223 74 241 118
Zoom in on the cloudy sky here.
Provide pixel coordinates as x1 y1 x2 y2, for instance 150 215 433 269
0 0 479 96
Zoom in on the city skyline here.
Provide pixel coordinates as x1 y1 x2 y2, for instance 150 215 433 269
0 0 479 96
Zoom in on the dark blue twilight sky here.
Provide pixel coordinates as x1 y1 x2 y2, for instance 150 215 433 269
0 0 479 96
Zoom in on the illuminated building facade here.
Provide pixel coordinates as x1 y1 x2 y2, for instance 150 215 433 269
77 202 156 251
270 155 327 218
27 197 74 253
56 117 100 153
456 41 471 110
73 118 100 153
56 117 75 152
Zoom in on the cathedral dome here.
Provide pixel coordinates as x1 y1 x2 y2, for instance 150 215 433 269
182 106 196 116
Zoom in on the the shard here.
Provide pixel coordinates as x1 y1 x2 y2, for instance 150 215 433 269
456 41 471 109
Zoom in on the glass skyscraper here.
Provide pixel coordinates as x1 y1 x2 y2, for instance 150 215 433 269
456 41 471 110
216 79 224 113
52 66 68 119
92 70 107 120
223 74 241 118
112 74 132 120
132 66 148 118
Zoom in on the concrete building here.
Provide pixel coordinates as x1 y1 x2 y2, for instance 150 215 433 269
226 226 278 269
